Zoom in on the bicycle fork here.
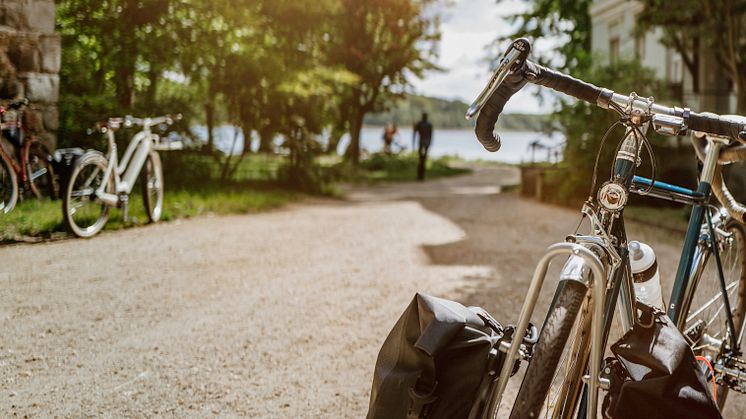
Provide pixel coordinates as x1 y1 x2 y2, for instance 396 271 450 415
485 242 607 419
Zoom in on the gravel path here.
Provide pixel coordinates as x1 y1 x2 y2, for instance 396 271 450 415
2 166 744 418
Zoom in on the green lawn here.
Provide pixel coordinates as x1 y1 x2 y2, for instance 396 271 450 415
0 152 470 242
0 185 299 242
333 152 471 184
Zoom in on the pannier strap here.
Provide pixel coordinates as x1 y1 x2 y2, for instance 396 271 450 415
407 382 438 419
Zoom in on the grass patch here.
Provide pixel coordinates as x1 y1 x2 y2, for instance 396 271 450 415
0 182 298 242
0 151 469 242
333 152 471 184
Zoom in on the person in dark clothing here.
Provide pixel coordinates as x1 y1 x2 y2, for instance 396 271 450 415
413 113 433 181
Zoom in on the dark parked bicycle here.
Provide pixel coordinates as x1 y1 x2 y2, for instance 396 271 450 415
0 98 58 213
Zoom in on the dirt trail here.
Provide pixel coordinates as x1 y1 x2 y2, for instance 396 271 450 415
1 167 744 418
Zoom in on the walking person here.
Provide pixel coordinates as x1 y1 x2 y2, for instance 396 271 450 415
382 123 398 154
412 113 433 181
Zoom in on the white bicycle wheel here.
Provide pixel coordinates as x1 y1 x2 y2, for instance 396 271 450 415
140 151 163 223
62 152 113 238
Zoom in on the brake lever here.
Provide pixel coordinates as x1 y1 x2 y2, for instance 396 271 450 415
465 38 531 120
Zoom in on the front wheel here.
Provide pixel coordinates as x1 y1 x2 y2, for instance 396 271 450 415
140 151 163 223
510 280 589 419
62 152 113 238
0 152 17 213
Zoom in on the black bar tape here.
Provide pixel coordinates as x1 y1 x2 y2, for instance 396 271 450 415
523 61 604 104
689 112 746 138
474 70 528 152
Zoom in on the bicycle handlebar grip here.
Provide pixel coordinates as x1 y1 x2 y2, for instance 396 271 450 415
474 69 528 152
689 112 746 139
524 61 605 105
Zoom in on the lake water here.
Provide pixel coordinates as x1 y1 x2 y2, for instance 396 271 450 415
192 125 564 164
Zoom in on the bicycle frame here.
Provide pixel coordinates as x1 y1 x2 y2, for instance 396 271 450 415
96 124 158 207
486 115 743 418
0 132 43 185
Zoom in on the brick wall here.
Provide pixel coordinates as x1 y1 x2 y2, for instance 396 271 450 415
0 0 59 148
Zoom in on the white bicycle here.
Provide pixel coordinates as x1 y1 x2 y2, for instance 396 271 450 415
62 115 182 238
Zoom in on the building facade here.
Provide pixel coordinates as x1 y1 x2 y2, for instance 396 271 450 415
590 0 735 115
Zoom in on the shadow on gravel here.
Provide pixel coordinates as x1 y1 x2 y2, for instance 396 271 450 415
413 190 578 324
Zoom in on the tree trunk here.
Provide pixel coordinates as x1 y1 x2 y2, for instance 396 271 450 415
258 127 274 153
145 66 159 111
241 125 253 156
114 64 136 110
737 80 746 115
326 131 343 155
205 101 215 152
113 29 137 110
345 110 365 165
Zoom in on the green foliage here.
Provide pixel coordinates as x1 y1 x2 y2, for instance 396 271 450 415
56 0 441 189
329 0 441 163
496 0 593 71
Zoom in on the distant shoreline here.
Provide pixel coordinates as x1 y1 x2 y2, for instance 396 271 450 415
363 120 550 132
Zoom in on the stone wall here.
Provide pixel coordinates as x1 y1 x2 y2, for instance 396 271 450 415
0 0 59 148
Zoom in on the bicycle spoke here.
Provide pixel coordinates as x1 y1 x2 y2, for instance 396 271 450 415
686 281 738 323
29 167 47 181
70 187 95 198
81 166 102 189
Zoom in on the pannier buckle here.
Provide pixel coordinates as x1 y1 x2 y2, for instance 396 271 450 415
407 384 438 419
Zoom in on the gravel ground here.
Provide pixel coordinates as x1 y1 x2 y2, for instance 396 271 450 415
2 166 745 418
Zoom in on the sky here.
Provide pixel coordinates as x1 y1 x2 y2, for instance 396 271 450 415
411 0 552 114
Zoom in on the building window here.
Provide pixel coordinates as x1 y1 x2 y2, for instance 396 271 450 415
671 54 682 83
610 37 620 63
635 35 645 60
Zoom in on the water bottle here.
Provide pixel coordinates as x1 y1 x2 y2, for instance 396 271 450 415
629 241 664 310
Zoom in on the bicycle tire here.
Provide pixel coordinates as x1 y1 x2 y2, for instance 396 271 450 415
62 152 112 238
26 140 57 200
0 151 17 213
140 151 163 223
682 219 746 408
510 280 588 419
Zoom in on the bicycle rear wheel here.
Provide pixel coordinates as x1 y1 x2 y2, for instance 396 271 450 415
62 152 112 238
140 151 163 223
26 140 57 199
0 152 17 213
510 280 590 419
682 218 746 408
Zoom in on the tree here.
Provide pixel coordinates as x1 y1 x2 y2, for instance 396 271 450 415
637 0 746 113
496 0 593 72
329 0 440 164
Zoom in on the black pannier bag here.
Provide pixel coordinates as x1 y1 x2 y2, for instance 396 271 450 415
602 302 722 419
366 293 512 419
51 148 84 194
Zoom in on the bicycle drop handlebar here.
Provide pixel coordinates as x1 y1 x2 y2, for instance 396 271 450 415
468 39 746 152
